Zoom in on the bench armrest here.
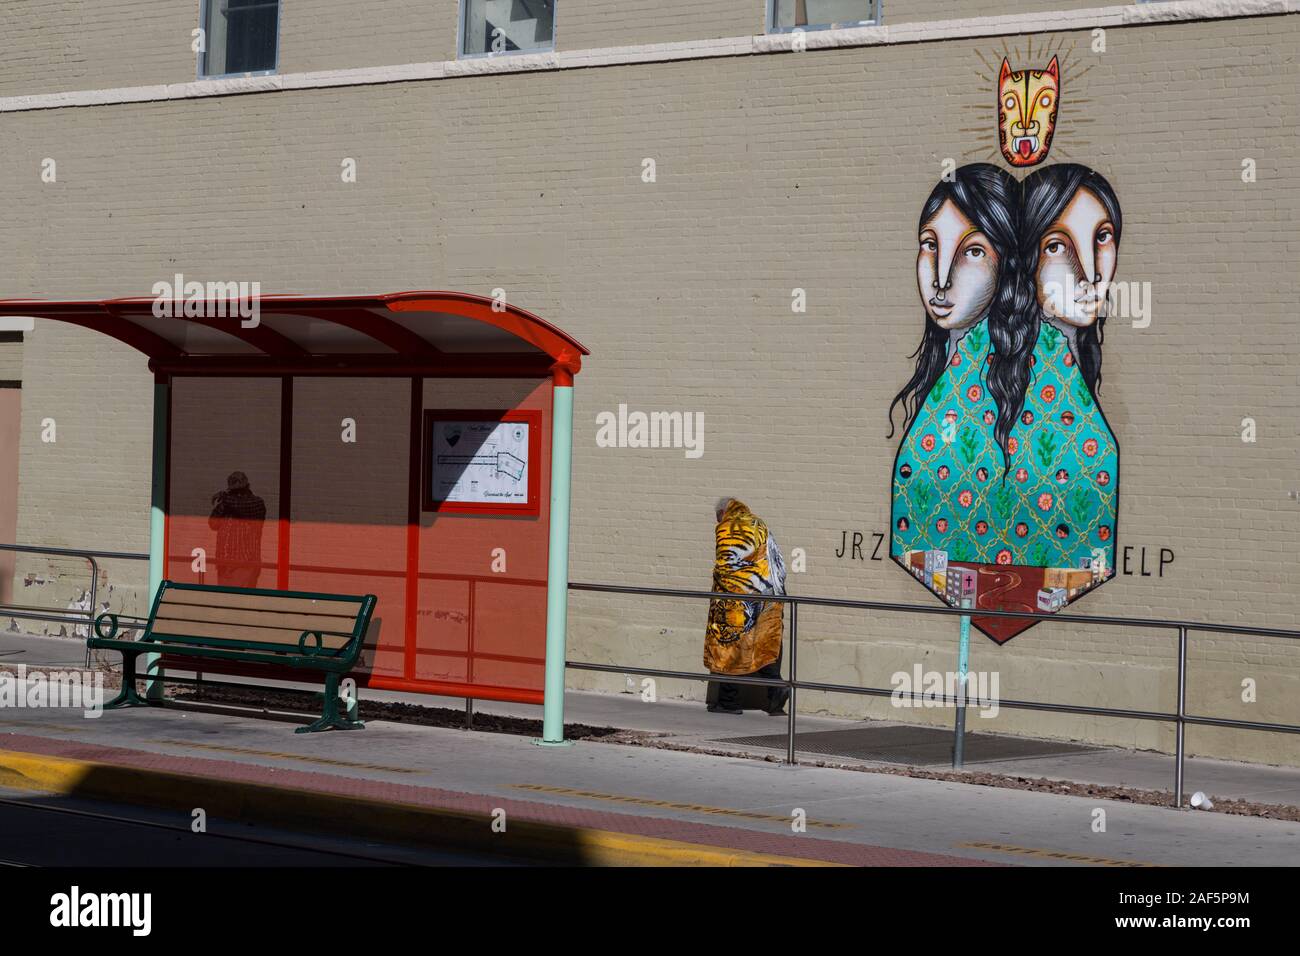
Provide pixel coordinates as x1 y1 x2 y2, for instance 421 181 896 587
296 629 357 657
93 612 121 641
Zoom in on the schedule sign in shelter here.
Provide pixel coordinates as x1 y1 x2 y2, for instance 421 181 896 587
424 410 541 515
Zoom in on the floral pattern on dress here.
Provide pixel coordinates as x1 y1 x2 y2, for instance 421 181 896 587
890 318 1118 571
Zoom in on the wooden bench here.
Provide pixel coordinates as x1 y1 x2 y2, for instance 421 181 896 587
89 580 377 734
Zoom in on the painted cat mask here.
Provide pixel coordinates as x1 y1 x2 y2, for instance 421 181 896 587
998 56 1059 167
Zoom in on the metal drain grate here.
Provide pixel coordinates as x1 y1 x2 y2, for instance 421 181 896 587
717 724 1105 767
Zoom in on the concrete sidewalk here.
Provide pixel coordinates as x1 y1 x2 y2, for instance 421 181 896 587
3 628 1300 810
0 688 1297 865
462 689 1300 809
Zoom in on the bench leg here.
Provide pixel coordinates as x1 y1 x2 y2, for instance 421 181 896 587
296 673 365 734
104 652 151 709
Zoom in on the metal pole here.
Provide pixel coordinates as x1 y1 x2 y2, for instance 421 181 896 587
1175 625 1187 807
953 598 972 769
144 378 168 701
0 543 149 562
466 697 474 729
538 371 575 746
0 546 130 669
83 555 99 668
786 601 798 766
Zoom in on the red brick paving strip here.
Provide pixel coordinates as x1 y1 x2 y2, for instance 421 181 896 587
1 732 999 866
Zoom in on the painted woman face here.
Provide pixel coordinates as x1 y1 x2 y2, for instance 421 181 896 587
1035 187 1118 328
917 199 1000 331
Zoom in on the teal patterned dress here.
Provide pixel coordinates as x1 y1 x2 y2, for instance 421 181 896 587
890 318 1118 571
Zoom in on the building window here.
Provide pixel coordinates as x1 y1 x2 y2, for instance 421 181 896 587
768 0 878 32
460 0 556 57
200 0 281 77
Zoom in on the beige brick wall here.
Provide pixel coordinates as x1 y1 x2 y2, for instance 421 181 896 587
0 386 19 606
0 2 1173 98
893 0 1108 23
0 1 461 95
9 323 153 628
3 11 1298 763
280 1 458 72
0 2 193 97
556 1 762 50
0 338 22 382
0 1 765 94
0 336 21 608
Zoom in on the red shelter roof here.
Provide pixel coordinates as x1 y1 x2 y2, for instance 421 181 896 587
0 291 588 378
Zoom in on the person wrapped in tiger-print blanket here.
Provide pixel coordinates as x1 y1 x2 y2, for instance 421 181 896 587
704 498 787 677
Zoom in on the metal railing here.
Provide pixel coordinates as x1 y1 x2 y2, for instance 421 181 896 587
0 544 150 665
567 582 1300 808
4 541 1297 808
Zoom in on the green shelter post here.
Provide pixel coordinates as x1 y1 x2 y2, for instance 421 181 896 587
145 376 168 700
538 365 576 746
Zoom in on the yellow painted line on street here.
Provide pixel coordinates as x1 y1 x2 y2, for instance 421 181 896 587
147 738 422 774
0 748 839 866
959 841 1158 867
514 783 850 830
0 718 89 733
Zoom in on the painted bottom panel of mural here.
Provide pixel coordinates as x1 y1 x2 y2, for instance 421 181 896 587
889 317 1120 642
893 552 1114 643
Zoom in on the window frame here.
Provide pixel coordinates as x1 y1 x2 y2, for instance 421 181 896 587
197 0 283 80
457 0 559 60
765 0 881 34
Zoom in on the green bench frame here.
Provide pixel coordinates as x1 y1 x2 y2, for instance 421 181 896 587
89 580 377 734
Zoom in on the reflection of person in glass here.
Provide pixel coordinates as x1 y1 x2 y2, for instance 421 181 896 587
208 471 267 588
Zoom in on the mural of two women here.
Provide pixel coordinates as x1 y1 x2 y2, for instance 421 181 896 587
889 163 1123 642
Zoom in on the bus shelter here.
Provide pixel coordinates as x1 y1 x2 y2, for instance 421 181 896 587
0 292 588 742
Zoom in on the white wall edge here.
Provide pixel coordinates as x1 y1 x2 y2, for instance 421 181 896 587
0 0 1295 114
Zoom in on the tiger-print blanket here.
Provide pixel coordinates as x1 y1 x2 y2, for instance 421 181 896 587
704 498 786 675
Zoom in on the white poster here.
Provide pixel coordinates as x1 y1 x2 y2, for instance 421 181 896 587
430 419 530 505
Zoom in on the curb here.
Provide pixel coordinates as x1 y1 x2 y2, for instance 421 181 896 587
0 747 840 867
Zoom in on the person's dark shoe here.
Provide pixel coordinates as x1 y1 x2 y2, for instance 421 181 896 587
766 689 791 716
707 704 743 715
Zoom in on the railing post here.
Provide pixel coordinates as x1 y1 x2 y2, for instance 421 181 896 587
84 555 100 668
1175 625 1188 808
786 600 798 766
0 545 149 663
952 598 972 769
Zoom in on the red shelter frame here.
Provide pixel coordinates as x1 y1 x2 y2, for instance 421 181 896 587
0 292 588 706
